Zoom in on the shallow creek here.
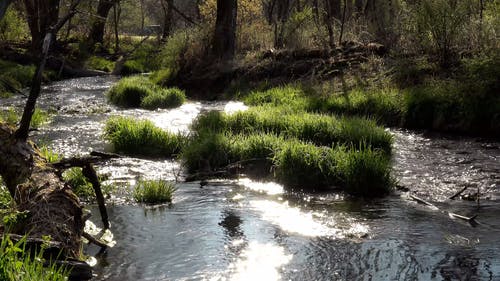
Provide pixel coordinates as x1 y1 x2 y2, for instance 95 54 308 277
1 76 499 280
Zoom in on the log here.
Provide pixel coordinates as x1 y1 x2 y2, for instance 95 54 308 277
448 212 478 226
449 186 468 200
0 123 84 258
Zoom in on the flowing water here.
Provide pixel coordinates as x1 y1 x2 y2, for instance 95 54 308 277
1 76 499 281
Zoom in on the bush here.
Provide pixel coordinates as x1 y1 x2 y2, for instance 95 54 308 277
107 76 156 107
133 179 176 204
140 88 186 109
104 116 184 157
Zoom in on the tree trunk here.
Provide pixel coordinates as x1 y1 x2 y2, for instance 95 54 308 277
0 124 84 258
89 0 118 47
23 0 61 52
212 0 237 60
161 0 174 40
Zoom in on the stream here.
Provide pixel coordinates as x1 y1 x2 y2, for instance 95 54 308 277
1 76 499 281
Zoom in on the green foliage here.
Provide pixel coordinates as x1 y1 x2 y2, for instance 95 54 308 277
38 145 61 164
0 179 11 210
0 235 69 281
413 0 471 66
121 60 145 76
62 168 114 201
85 56 115 72
133 179 176 204
140 87 186 109
104 116 184 157
150 68 174 87
0 7 28 42
107 76 156 107
0 108 18 125
0 60 36 97
0 107 50 128
159 31 190 71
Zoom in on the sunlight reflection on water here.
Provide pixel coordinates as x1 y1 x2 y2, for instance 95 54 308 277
237 178 284 195
229 242 292 281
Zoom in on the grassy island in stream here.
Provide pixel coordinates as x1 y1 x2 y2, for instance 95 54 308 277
107 76 186 110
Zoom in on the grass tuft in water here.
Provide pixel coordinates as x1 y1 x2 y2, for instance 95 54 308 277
104 116 184 157
62 168 115 201
140 87 186 109
192 108 393 153
133 179 176 204
107 76 156 107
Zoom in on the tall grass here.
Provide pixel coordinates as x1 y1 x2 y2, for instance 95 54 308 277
104 116 184 157
0 107 50 128
84 56 115 72
192 108 393 153
107 76 156 107
181 129 393 196
140 87 186 109
0 235 69 281
107 76 186 109
133 179 176 204
62 168 114 201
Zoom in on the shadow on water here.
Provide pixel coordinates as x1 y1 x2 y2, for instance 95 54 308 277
3 76 499 280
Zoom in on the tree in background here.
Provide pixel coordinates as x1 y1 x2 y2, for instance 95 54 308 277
212 0 237 60
89 0 119 48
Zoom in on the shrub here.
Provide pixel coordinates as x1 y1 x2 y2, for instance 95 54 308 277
140 88 186 109
107 76 156 107
133 179 176 204
104 116 184 157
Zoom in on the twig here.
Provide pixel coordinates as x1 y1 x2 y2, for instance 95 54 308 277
82 232 108 249
409 194 439 210
449 186 468 200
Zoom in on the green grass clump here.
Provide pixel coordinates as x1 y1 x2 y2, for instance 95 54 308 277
38 145 61 163
85 56 115 72
150 68 174 87
140 87 186 109
104 116 184 157
133 179 176 204
309 88 405 126
107 76 156 107
0 108 51 128
193 108 393 153
121 60 145 76
243 85 308 109
0 235 69 281
107 76 186 109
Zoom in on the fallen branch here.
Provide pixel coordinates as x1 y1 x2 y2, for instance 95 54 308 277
82 232 108 249
448 212 478 226
409 194 439 210
449 186 468 200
